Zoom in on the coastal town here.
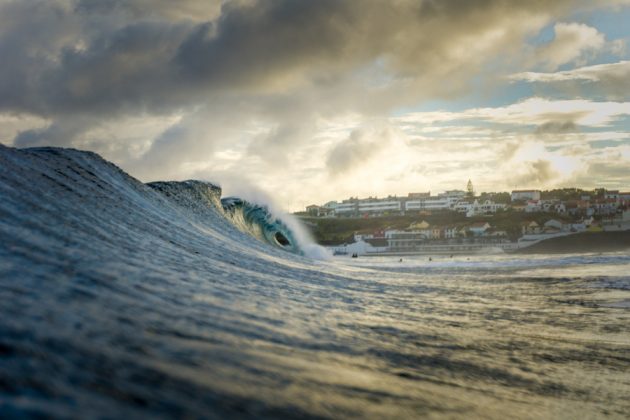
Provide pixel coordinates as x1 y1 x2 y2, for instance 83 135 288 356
297 182 630 255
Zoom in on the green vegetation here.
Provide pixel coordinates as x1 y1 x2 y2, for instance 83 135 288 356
539 187 608 201
300 210 577 245
478 192 511 204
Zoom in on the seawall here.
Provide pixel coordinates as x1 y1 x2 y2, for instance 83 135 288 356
515 231 630 254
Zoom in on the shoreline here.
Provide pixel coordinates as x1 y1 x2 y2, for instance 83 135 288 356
331 231 630 257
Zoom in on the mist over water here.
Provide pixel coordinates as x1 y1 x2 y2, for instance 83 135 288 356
1 145 629 419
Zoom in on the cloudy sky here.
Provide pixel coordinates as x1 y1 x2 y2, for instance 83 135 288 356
1 0 629 210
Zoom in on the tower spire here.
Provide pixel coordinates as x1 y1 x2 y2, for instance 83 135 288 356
466 179 474 199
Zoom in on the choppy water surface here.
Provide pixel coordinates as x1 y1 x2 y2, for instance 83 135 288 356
1 145 629 419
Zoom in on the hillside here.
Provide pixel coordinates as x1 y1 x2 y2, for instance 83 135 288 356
299 211 577 245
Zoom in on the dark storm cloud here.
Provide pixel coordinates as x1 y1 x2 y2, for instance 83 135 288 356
0 0 583 119
13 117 96 148
74 0 221 21
535 120 579 134
1 0 619 181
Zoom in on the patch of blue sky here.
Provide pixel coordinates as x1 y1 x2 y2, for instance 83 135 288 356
392 80 536 117
588 138 630 150
609 114 630 131
391 8 630 119
525 21 555 47
401 119 533 141
576 114 630 132
523 9 629 71
568 6 630 42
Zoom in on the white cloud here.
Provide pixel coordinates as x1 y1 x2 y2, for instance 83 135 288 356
534 22 606 70
395 97 630 128
510 60 630 83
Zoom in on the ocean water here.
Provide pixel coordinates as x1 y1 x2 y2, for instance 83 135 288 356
1 145 629 419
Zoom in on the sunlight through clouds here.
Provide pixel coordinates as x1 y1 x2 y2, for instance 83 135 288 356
0 0 629 209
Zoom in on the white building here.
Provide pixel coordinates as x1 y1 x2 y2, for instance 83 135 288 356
439 190 466 199
468 222 491 236
525 200 543 213
358 199 401 214
553 203 566 214
334 201 358 215
386 231 429 250
604 190 619 200
466 200 506 217
511 190 541 202
405 196 459 211
443 226 460 239
544 219 564 231
454 199 506 217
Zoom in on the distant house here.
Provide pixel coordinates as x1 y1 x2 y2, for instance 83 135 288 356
443 226 458 239
544 219 564 230
525 200 542 213
419 228 434 239
305 204 333 217
511 203 527 212
543 219 565 233
604 190 620 201
592 199 618 216
409 220 430 230
464 199 506 217
486 228 508 237
565 200 593 217
521 221 540 235
306 204 320 216
386 230 428 250
372 229 386 238
469 222 491 236
453 201 471 213
553 203 566 214
511 190 541 202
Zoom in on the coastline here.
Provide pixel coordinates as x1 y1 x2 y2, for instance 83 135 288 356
331 231 630 257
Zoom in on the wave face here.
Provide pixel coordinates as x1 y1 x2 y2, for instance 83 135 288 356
2 144 630 419
219 196 302 254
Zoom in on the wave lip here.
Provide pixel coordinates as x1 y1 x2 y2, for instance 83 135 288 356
144 178 311 256
220 196 302 254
